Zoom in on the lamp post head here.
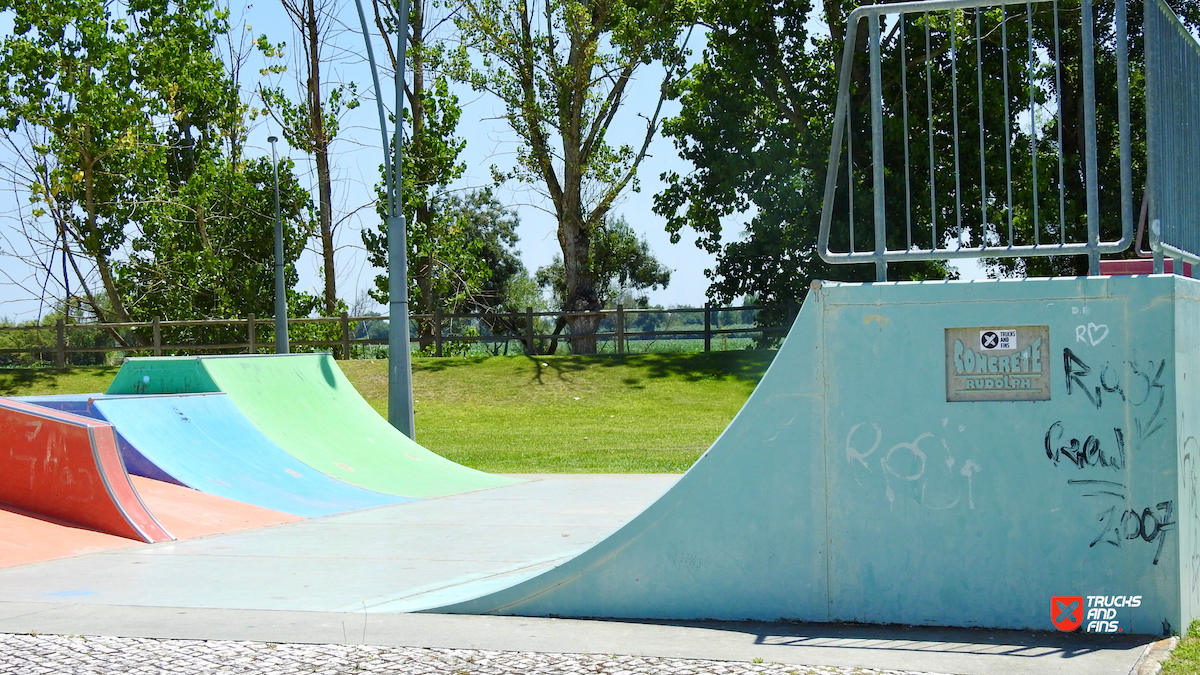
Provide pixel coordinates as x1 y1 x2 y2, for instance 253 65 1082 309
268 135 279 144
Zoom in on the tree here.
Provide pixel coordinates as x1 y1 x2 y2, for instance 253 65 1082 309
453 0 695 352
442 188 525 314
654 0 951 333
0 0 234 330
111 156 324 344
258 0 360 315
361 0 480 347
365 188 524 338
536 215 670 309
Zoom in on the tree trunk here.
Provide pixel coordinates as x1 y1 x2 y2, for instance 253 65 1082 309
306 0 338 315
410 3 436 350
559 212 601 353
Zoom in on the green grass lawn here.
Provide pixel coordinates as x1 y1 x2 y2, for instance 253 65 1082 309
0 351 775 473
1165 621 1200 674
343 352 774 473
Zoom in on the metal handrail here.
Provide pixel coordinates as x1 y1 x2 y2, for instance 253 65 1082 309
818 0 1134 280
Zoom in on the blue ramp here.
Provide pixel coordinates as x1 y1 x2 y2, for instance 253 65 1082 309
17 394 182 485
27 393 409 518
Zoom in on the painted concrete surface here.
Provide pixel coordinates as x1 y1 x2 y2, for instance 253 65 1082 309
0 508 140 568
106 354 519 498
0 477 302 569
131 476 303 540
19 393 408 517
0 398 171 543
0 475 675 613
434 276 1200 635
0 604 1151 675
95 394 408 517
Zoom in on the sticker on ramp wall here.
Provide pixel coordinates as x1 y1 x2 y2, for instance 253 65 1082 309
945 326 1050 402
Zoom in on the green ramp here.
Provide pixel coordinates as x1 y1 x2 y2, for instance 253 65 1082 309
108 354 518 498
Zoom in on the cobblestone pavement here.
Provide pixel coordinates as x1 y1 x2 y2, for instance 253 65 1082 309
0 633 949 675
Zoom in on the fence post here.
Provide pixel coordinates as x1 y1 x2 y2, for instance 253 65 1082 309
525 307 535 355
341 312 351 360
246 314 255 354
55 319 65 368
703 302 712 352
616 304 625 355
152 317 162 356
434 307 443 357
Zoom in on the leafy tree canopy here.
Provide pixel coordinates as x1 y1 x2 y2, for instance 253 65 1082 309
536 215 671 309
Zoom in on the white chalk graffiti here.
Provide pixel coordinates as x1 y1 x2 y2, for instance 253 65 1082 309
845 424 982 510
1183 435 1200 600
1075 323 1109 346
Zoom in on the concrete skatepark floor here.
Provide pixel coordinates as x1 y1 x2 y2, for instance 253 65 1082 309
0 474 1157 674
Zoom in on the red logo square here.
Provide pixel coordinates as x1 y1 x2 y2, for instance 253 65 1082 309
1051 596 1084 631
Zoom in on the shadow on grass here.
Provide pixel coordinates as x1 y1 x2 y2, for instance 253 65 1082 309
0 366 119 397
591 351 776 384
407 350 776 388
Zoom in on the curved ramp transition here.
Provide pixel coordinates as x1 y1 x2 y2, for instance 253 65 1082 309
0 399 172 543
15 394 181 485
0 475 302 569
107 353 518 498
90 394 409 517
428 277 1200 636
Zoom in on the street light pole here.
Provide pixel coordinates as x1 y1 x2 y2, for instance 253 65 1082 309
268 135 290 354
353 0 415 438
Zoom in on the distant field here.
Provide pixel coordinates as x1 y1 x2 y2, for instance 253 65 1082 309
0 351 776 473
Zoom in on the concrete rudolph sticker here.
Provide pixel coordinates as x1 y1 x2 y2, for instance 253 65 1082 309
945 326 1050 402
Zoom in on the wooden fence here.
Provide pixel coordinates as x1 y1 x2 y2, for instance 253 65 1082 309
0 302 798 366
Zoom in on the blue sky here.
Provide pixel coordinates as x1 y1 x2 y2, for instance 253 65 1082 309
0 0 983 322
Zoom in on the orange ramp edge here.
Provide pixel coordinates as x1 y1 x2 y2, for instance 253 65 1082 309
0 477 302 569
0 507 142 568
0 398 171 543
129 476 302 540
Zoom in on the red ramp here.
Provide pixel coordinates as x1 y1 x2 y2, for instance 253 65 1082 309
0 399 172 543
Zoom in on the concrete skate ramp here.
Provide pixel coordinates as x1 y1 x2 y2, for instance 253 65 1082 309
89 394 409 517
0 476 303 569
0 506 141 568
16 394 181 485
0 399 172 543
431 276 1200 635
129 475 302 539
107 353 517 498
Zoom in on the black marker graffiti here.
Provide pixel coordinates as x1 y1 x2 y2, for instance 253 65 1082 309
1084 499 1175 565
1064 348 1102 408
1062 348 1166 443
1045 422 1126 470
1068 478 1175 566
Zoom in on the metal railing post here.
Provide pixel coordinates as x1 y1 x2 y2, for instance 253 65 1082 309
247 313 256 354
341 312 351 360
869 13 888 282
1081 0 1101 275
152 317 161 357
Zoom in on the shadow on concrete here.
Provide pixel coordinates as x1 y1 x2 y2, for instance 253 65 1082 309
605 618 1150 659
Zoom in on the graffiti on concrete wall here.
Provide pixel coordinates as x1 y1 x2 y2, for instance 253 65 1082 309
846 422 982 511
1182 436 1200 599
1054 347 1175 565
